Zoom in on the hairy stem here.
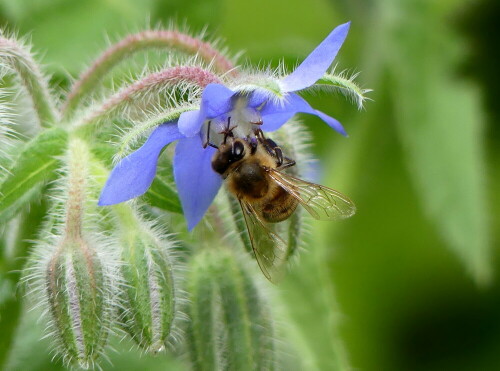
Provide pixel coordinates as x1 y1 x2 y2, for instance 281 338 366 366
0 37 59 127
62 30 236 118
64 138 90 240
75 66 221 128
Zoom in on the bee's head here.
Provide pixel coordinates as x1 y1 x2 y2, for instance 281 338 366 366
211 138 248 175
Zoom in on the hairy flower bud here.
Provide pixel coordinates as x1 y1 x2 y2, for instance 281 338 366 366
22 138 118 369
185 248 275 370
118 223 177 354
44 236 113 369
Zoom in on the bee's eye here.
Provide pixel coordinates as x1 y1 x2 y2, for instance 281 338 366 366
233 141 245 159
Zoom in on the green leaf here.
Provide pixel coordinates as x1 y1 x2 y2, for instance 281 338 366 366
385 0 491 283
143 176 182 214
0 127 67 221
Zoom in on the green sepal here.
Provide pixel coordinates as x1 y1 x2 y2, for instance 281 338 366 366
315 73 370 109
0 127 68 221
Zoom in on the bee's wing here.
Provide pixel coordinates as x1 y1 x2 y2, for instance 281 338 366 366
239 199 287 283
267 169 356 221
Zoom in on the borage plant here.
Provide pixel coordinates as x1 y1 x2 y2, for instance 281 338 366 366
0 22 369 369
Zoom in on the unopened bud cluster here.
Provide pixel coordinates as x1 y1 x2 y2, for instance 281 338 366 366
185 247 275 371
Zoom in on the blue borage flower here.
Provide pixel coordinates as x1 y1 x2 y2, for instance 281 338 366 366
99 22 351 230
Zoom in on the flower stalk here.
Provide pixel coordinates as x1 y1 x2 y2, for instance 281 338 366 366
62 30 236 119
0 36 58 126
76 65 222 128
30 139 115 369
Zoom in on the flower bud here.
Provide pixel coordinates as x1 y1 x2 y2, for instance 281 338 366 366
119 229 177 354
44 236 113 369
186 248 275 370
24 138 116 369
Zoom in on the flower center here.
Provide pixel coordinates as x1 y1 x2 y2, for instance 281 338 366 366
203 95 264 147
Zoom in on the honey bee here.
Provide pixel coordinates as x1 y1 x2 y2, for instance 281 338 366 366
209 126 356 282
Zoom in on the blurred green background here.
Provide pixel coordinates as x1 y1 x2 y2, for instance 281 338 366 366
0 0 499 370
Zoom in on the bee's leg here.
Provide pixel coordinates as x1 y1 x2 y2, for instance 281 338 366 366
273 146 296 169
273 146 284 167
220 117 238 144
203 120 219 149
254 128 266 143
278 156 296 170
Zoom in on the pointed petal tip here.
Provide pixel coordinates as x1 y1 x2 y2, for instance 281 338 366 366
336 22 351 40
97 190 129 206
97 195 117 206
280 22 352 92
187 220 198 232
313 109 348 136
97 188 116 206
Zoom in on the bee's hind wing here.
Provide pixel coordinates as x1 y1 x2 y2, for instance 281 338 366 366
239 200 287 283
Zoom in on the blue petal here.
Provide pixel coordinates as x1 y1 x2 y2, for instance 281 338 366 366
174 135 222 231
314 109 347 136
261 93 347 136
179 84 235 137
246 89 272 109
178 110 203 137
260 93 312 116
280 22 350 92
98 122 183 205
201 83 235 118
260 93 312 131
260 111 296 132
